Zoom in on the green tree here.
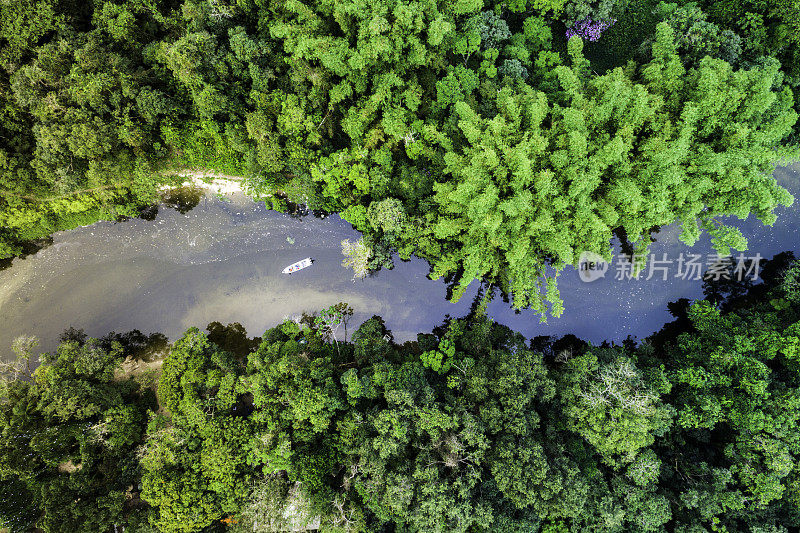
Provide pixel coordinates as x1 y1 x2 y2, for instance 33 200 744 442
556 348 674 466
140 328 254 533
0 333 153 532
417 28 796 315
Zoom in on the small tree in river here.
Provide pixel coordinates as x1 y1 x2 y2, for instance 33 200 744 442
341 238 371 280
314 303 354 352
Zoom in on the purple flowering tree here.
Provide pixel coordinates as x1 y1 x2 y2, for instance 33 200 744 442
566 18 616 42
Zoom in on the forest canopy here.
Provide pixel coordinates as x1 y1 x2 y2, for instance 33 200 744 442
2 253 800 531
4 2 800 531
1 0 799 311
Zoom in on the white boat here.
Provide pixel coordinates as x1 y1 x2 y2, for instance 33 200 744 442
282 257 313 274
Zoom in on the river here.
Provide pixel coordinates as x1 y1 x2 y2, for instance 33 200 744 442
1 164 798 360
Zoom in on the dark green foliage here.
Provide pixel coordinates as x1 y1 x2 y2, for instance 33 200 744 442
2 0 800 315
0 332 155 532
480 11 513 50
0 476 36 532
133 260 800 530
4 3 800 531
562 0 622 23
140 328 254 533
0 0 180 257
6 257 800 530
598 0 661 69
654 2 743 66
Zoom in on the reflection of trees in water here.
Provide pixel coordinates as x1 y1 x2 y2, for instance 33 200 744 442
54 322 261 364
0 237 53 272
162 185 204 214
531 250 799 353
267 190 331 220
137 204 159 221
613 226 662 260
531 333 589 362
702 250 796 310
205 321 261 358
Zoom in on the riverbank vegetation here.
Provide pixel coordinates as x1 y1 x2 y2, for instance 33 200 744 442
2 0 800 313
2 253 800 532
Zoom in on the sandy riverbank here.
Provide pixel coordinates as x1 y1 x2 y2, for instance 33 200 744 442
160 170 247 196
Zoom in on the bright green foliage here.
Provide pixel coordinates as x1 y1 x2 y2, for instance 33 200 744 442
419 29 796 314
0 182 161 258
2 0 800 318
246 317 344 445
241 316 356 527
700 0 800 138
420 337 457 374
528 0 569 18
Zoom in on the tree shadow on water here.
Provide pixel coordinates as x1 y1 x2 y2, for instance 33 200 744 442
0 237 54 272
162 185 203 214
205 321 262 359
